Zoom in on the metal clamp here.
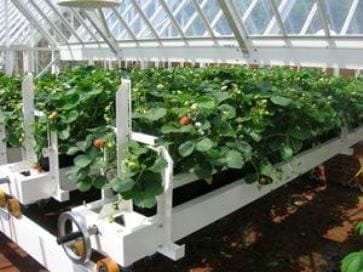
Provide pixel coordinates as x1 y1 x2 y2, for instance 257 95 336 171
57 211 98 264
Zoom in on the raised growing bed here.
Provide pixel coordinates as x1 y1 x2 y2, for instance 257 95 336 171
0 66 363 271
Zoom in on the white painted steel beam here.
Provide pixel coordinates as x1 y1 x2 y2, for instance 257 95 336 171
110 7 138 43
219 0 250 55
10 0 57 46
70 8 100 43
82 9 122 56
316 0 331 37
265 0 292 36
159 0 187 43
28 0 69 44
59 38 363 68
129 0 161 43
43 0 83 43
190 0 216 39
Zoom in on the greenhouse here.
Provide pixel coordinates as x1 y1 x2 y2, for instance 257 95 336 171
0 0 362 271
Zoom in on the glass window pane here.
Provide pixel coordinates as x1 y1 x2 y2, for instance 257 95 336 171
284 0 315 34
347 0 363 34
324 0 353 34
245 0 275 35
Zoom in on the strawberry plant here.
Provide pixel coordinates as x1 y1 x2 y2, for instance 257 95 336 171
341 222 363 272
1 66 363 208
0 73 23 147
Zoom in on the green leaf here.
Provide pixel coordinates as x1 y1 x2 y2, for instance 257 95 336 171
215 92 232 104
59 94 81 110
341 251 363 272
226 150 244 169
196 96 216 110
245 173 258 184
271 96 292 107
194 161 213 179
77 176 93 192
259 160 273 176
146 108 167 121
288 128 311 141
74 154 93 168
62 110 79 124
236 141 253 155
219 104 236 119
93 175 107 190
178 141 195 157
356 222 363 235
196 138 214 152
249 131 262 142
112 177 135 193
66 146 81 156
58 126 70 140
281 145 293 161
150 157 168 173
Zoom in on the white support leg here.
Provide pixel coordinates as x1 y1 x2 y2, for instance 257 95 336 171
114 79 133 210
0 112 6 165
22 73 36 163
156 147 185 260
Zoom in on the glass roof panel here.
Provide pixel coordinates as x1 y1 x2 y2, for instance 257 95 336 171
284 0 315 34
201 0 232 36
347 0 363 34
244 0 281 35
306 9 324 35
323 0 353 35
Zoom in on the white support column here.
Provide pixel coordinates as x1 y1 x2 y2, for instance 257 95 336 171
115 79 133 210
23 48 35 73
0 110 7 165
22 74 36 164
156 147 185 261
5 49 14 76
51 50 60 75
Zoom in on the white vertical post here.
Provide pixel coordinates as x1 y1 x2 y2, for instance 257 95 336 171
22 73 36 163
156 147 185 260
48 130 69 201
114 79 133 209
51 50 60 75
0 110 7 165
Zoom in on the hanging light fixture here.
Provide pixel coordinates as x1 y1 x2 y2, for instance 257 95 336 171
57 0 121 9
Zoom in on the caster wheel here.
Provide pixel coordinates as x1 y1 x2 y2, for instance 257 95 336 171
7 198 22 218
97 257 120 272
71 240 86 257
0 189 6 207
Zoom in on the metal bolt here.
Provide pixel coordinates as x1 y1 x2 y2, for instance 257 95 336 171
158 224 163 228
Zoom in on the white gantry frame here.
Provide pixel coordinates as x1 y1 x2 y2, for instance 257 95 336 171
0 0 363 69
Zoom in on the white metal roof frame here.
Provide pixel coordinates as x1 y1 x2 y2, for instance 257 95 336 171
1 0 363 68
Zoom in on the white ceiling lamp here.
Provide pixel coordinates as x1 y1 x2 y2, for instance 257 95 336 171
57 0 121 9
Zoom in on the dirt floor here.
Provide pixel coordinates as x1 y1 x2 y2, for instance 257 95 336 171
1 176 363 272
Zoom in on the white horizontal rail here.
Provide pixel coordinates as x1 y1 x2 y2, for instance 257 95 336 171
171 126 363 240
